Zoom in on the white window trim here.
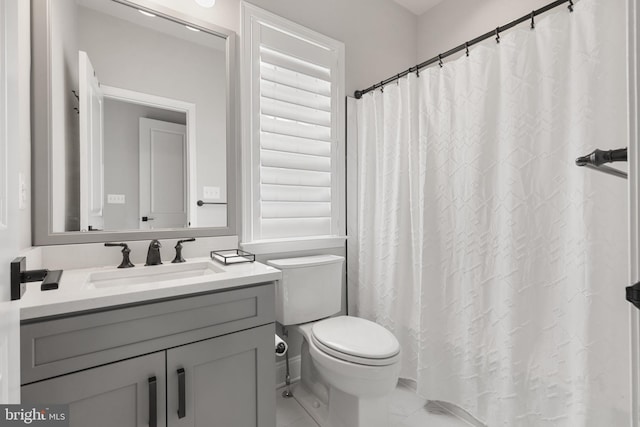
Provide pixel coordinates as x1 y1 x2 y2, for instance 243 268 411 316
240 2 346 252
240 235 347 255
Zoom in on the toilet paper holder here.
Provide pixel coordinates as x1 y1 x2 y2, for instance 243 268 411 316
275 334 288 356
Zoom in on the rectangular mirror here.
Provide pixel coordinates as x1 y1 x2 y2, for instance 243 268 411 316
32 0 237 245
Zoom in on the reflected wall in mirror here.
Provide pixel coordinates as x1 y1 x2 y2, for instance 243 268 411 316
33 0 236 244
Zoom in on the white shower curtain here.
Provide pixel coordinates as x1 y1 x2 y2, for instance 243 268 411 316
352 0 630 425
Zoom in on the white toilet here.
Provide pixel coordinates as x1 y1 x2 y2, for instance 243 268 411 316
267 255 401 427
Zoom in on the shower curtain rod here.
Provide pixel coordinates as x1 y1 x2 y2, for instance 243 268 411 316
575 148 628 180
354 0 575 99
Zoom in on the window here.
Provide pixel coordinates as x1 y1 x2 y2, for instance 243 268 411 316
241 3 345 249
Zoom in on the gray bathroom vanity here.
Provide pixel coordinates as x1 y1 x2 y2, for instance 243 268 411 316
19 259 280 427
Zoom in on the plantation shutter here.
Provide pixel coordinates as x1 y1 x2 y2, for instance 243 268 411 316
255 25 339 239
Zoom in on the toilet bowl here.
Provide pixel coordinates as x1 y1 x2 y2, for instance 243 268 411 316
267 255 401 427
300 316 401 394
294 317 401 427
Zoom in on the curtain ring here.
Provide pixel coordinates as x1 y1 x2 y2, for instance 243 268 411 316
568 0 574 12
380 81 384 93
416 66 420 78
465 42 470 57
530 11 535 29
397 73 400 85
495 27 500 44
438 54 443 68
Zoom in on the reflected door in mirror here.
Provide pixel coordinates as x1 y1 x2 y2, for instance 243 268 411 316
139 118 188 229
79 51 105 232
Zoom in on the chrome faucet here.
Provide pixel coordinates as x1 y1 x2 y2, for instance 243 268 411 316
145 240 162 266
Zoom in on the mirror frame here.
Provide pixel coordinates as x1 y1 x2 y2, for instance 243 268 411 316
32 0 239 245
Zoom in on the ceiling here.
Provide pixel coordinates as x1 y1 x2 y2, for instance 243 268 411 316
392 0 445 16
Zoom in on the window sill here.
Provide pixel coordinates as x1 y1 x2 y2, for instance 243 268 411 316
240 236 347 255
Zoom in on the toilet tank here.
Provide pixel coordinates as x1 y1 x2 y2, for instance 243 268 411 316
267 255 344 326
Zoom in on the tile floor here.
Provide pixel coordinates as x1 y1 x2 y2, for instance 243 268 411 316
276 382 474 427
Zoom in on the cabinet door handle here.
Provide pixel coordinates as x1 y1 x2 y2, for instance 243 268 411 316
148 376 157 427
177 368 186 419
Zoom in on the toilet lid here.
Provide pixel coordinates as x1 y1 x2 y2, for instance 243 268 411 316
311 316 400 364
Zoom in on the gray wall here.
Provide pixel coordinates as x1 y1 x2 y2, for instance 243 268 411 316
148 0 418 97
102 99 186 231
417 0 552 61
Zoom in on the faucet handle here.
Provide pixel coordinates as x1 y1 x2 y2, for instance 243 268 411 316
104 242 126 247
172 238 196 263
104 243 135 269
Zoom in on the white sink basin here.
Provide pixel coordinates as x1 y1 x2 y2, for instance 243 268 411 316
86 261 224 289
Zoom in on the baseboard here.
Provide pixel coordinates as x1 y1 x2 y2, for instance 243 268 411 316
275 355 301 389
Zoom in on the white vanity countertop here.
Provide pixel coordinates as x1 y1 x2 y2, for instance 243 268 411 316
19 258 281 321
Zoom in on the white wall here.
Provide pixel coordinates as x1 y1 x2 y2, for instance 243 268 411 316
1 0 31 263
15 1 30 251
417 0 552 61
1 2 31 399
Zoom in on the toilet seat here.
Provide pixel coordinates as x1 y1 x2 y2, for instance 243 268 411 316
311 316 400 366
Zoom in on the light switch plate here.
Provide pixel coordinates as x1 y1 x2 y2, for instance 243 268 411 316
203 186 220 200
107 194 126 204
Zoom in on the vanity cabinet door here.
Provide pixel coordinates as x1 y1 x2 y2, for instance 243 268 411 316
166 324 275 427
21 352 166 427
